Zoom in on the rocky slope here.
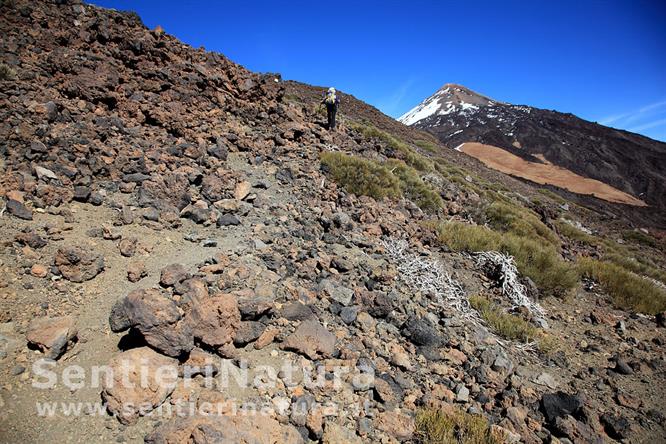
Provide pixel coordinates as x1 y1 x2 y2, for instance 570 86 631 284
1 1 665 444
400 84 666 220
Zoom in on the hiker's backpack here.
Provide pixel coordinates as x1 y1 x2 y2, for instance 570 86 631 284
325 91 337 105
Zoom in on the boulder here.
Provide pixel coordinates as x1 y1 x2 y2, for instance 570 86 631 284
26 316 77 359
109 288 193 357
101 347 178 424
6 194 33 220
373 410 415 441
188 293 240 349
160 264 190 287
540 391 583 424
54 246 104 282
322 422 363 444
145 414 303 444
282 319 336 359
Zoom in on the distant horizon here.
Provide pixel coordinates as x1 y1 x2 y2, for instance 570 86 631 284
89 0 666 142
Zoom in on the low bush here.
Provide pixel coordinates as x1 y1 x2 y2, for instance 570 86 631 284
386 159 442 213
622 229 665 251
578 258 666 314
470 295 554 351
415 407 503 444
351 121 433 172
555 220 598 245
414 139 440 154
320 152 400 200
435 222 579 296
485 201 560 246
0 63 17 81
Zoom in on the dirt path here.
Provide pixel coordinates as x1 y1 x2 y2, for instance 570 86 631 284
0 153 296 443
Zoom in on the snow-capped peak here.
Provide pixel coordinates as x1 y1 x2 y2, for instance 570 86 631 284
398 83 495 126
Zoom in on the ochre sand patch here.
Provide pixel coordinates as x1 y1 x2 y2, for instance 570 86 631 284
458 142 647 206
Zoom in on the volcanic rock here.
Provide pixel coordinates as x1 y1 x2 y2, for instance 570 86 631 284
54 246 104 282
26 316 77 359
282 319 336 359
101 347 178 424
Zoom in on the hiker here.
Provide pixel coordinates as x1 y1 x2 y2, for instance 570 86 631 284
322 87 340 130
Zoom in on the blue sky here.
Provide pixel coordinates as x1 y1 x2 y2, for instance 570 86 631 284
90 0 666 141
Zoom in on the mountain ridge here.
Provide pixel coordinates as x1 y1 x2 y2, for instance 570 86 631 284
401 84 666 215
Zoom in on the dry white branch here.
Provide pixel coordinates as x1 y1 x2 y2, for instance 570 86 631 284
475 251 546 319
382 238 471 315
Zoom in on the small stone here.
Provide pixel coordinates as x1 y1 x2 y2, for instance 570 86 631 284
254 327 278 350
30 264 48 278
234 180 252 200
613 357 633 375
233 321 265 346
339 306 358 324
160 264 190 287
456 384 470 402
127 261 147 283
319 279 354 306
535 372 558 389
118 238 137 257
12 365 26 376
217 214 241 226
54 246 104 282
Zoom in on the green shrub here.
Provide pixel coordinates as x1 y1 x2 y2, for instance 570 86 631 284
485 201 559 246
386 159 442 213
320 152 400 200
0 63 17 81
622 229 664 251
414 139 440 154
603 252 666 284
415 407 503 444
578 258 666 314
435 222 579 296
351 121 433 171
469 295 554 351
555 220 598 245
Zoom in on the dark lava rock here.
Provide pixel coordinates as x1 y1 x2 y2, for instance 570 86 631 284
109 288 193 357
612 356 634 375
401 317 442 347
15 231 47 249
6 198 32 220
217 214 241 226
656 312 666 328
540 391 583 424
280 301 315 321
340 306 358 324
600 413 631 440
233 321 266 346
73 186 91 202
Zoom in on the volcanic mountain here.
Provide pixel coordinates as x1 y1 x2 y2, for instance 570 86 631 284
400 84 666 212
